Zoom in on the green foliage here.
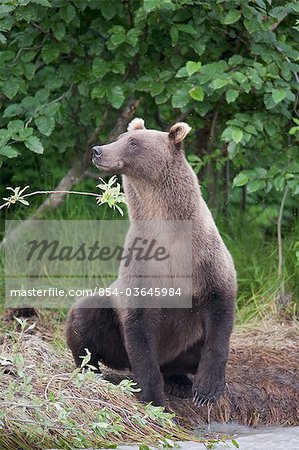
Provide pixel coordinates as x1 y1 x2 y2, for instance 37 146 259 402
0 0 298 310
233 158 299 195
0 0 299 155
0 0 297 201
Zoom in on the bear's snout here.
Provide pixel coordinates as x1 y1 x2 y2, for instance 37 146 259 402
91 144 124 173
92 146 103 158
92 145 104 167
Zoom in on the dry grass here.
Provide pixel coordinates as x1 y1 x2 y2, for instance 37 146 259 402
0 312 298 449
168 319 299 428
0 313 203 450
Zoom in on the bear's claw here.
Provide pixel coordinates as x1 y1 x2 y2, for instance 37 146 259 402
192 391 216 407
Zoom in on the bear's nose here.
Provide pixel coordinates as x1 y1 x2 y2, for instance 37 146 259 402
92 146 103 157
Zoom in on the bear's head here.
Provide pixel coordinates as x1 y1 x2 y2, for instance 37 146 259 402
92 118 191 180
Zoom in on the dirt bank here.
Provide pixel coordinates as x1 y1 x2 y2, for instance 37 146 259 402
167 322 299 427
103 321 299 427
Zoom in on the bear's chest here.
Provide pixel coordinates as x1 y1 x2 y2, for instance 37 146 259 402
157 307 203 363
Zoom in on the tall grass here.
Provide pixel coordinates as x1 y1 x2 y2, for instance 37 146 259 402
220 217 298 324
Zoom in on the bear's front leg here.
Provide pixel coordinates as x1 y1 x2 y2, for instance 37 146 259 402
121 308 165 406
193 291 234 405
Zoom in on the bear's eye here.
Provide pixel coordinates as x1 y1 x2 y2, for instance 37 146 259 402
129 140 138 148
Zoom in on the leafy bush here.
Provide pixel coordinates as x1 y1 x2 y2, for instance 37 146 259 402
1 1 298 199
0 0 298 310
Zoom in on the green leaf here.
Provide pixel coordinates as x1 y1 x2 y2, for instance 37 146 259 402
264 94 276 110
143 0 174 12
155 90 170 105
111 61 125 74
0 5 16 15
41 45 59 64
175 67 188 78
223 10 241 25
201 61 228 76
23 63 35 80
110 32 126 46
221 127 233 142
52 22 65 41
150 82 164 97
247 179 266 193
177 24 197 35
189 86 204 102
24 136 44 154
171 90 189 108
3 104 23 118
233 72 247 84
245 125 258 135
226 89 239 104
100 2 116 20
186 61 201 76
108 86 125 109
272 88 287 104
32 0 52 6
35 116 55 136
7 120 24 133
227 141 238 159
3 78 20 99
233 172 249 187
0 129 10 148
0 145 18 158
232 128 243 143
170 25 178 43
0 32 6 44
228 55 243 66
59 5 76 23
212 79 229 90
269 6 289 21
18 128 33 140
91 86 106 100
92 59 109 78
255 167 267 178
289 126 299 135
135 76 151 91
143 0 160 12
138 444 151 450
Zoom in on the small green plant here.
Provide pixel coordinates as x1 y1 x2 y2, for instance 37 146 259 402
0 186 30 209
96 175 127 216
0 176 127 215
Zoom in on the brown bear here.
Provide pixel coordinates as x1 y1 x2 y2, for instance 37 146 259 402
66 118 237 407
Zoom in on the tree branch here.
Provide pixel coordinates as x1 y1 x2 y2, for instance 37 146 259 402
277 185 289 277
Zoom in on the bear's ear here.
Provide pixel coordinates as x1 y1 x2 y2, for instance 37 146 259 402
127 118 146 132
168 122 191 144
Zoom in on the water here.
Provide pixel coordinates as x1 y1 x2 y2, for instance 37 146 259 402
118 424 299 449
191 423 299 449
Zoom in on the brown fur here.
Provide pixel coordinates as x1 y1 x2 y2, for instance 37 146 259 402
66 119 237 406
